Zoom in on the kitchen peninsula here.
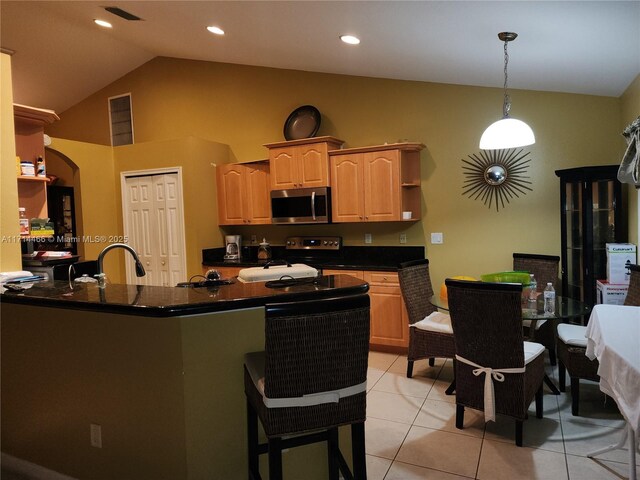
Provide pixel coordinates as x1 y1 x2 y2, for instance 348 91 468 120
1 275 368 480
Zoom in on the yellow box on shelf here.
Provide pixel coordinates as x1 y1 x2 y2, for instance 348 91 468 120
29 218 55 237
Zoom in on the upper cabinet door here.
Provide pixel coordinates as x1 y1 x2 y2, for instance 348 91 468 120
265 137 343 190
298 143 330 188
217 164 247 225
244 163 271 224
217 163 272 226
330 153 365 223
269 147 298 190
363 150 401 221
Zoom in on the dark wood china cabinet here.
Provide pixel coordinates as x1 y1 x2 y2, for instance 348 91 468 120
555 166 627 308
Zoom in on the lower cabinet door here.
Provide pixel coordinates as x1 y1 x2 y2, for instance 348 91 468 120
363 271 409 348
321 269 365 280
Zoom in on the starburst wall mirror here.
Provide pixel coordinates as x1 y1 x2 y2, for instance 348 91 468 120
461 148 532 211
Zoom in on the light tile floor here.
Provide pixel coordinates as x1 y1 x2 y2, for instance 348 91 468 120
365 351 638 480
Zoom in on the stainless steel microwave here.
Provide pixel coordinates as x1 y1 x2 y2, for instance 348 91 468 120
270 187 331 224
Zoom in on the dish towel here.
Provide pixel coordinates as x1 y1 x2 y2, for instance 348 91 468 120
411 311 453 333
455 354 525 422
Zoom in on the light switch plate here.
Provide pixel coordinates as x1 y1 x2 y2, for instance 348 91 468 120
431 232 444 244
399 233 407 244
364 233 372 244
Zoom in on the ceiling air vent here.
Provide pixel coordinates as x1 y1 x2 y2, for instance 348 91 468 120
103 6 143 21
109 94 134 146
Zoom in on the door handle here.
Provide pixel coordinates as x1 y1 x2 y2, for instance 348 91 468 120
311 191 316 220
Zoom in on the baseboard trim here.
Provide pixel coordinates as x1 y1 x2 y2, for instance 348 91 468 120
1 452 78 480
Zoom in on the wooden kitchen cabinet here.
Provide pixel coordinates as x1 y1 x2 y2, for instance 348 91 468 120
264 136 343 190
324 268 408 350
321 269 365 280
217 162 271 225
329 143 423 223
364 271 409 349
14 104 59 220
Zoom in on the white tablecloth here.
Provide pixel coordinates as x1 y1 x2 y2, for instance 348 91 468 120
585 304 640 439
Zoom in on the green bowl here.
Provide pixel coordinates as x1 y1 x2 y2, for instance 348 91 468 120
480 271 531 285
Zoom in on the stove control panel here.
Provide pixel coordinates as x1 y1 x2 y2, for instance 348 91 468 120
285 236 341 250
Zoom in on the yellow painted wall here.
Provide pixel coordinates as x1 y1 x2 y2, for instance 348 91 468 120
113 137 230 280
47 138 122 280
2 302 339 479
620 73 640 245
47 57 626 288
0 52 22 271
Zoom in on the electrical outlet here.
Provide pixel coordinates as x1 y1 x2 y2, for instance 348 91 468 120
431 232 444 244
250 235 257 244
364 233 372 244
90 424 102 448
399 233 407 244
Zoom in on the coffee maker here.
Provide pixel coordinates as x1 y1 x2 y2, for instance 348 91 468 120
224 235 242 261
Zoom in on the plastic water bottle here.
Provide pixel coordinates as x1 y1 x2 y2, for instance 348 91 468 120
544 282 556 315
528 273 537 301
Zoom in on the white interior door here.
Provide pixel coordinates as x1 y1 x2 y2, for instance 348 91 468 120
122 169 186 286
126 176 157 285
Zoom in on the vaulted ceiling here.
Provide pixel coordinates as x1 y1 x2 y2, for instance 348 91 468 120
2 1 639 114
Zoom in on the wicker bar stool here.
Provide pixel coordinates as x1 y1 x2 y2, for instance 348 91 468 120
244 294 370 480
513 253 561 365
557 263 640 415
446 279 545 446
398 259 455 387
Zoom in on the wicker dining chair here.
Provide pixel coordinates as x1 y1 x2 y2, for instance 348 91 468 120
513 253 561 365
557 263 640 415
244 294 370 480
398 259 455 385
446 279 545 447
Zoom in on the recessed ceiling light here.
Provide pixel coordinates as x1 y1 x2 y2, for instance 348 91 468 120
94 19 113 28
207 26 225 36
340 35 360 45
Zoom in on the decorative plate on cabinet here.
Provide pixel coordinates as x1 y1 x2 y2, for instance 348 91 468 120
283 105 321 140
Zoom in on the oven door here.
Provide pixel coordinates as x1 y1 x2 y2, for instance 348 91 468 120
271 187 331 224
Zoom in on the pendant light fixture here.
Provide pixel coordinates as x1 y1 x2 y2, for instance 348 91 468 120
479 32 535 150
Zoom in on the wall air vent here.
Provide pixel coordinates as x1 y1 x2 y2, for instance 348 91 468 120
109 94 134 146
103 6 143 21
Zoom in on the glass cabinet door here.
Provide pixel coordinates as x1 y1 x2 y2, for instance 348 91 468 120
563 180 583 301
592 179 618 286
556 166 625 308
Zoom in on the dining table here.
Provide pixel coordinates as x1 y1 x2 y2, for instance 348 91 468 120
429 293 591 395
585 304 640 480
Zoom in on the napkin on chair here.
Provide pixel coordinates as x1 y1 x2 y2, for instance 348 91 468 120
411 311 453 334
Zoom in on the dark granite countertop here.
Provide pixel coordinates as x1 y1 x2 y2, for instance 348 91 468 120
202 246 425 272
0 275 368 317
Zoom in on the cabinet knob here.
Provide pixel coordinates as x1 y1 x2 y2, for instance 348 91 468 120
146 262 150 266
359 216 363 219
161 261 165 266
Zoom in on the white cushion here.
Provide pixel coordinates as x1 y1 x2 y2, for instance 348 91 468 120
411 311 453 334
244 351 366 408
523 341 545 364
557 323 588 347
522 319 547 330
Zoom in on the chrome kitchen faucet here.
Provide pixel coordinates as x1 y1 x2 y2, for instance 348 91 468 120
96 243 146 279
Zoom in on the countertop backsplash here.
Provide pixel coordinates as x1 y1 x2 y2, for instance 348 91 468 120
202 245 425 271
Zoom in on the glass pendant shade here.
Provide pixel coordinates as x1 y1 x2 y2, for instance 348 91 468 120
479 117 535 150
